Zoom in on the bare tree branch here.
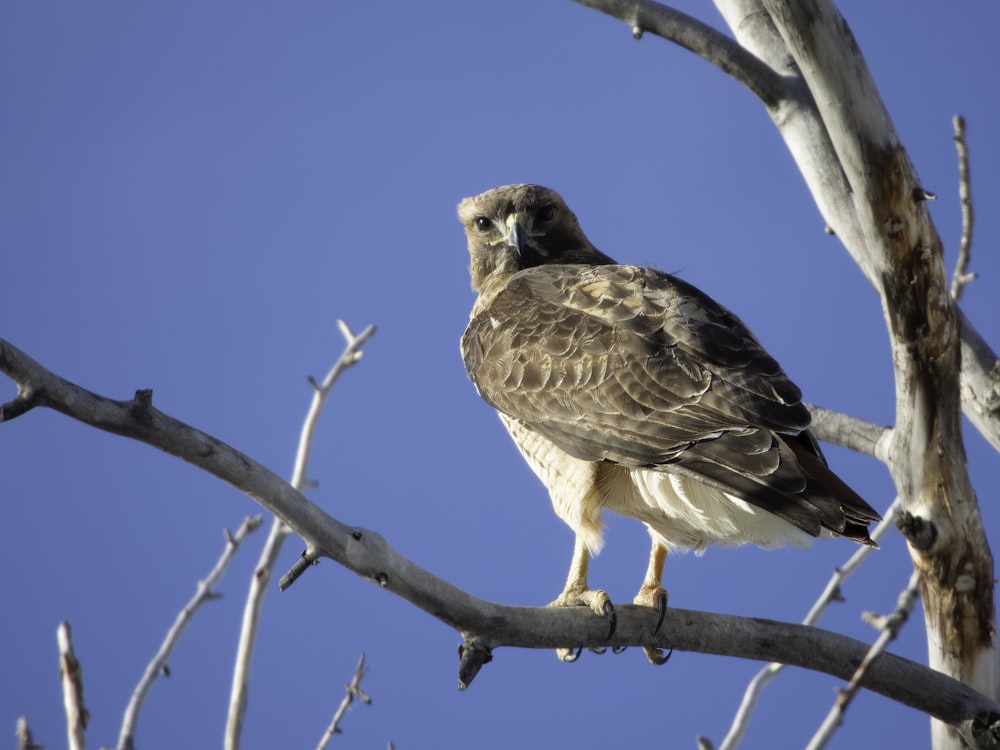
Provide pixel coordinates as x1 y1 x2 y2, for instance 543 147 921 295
714 499 900 750
2 340 999 746
571 0 787 106
315 652 372 750
571 3 999 746
57 622 87 750
959 312 1000 453
806 568 923 750
116 516 263 750
15 717 43 750
761 0 995 726
225 322 376 750
804 404 892 462
951 114 976 301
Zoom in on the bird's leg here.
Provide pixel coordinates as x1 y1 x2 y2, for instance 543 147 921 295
548 536 616 660
634 540 670 665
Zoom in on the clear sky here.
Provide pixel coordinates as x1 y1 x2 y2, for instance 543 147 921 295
2 2 997 749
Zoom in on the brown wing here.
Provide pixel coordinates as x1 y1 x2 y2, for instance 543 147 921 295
462 263 880 540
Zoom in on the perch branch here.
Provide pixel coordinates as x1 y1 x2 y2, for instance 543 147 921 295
117 515 263 750
225 321 375 750
2 338 999 746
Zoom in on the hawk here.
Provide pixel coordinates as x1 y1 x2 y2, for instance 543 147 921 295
458 184 880 663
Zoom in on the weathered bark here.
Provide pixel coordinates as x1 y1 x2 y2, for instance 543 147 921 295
572 1 998 747
756 5 998 747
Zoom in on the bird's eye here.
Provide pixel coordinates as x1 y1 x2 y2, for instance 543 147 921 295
474 216 493 232
537 204 556 222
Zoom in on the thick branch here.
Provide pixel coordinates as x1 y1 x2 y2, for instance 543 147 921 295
755 8 998 740
2 339 1000 746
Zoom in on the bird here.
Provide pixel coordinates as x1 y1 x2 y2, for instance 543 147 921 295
458 183 881 663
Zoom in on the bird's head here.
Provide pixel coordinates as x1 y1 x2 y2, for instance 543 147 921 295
457 184 614 294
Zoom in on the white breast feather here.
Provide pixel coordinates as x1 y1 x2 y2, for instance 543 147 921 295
498 414 605 553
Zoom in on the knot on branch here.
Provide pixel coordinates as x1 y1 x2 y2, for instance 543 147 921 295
129 389 155 422
457 638 493 690
896 510 937 551
967 711 1000 749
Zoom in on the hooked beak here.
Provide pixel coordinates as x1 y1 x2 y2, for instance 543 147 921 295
503 212 529 254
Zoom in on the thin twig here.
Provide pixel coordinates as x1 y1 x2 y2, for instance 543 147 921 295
116 515 263 750
15 717 43 750
315 652 372 750
224 321 376 750
805 568 923 750
951 114 976 301
715 499 900 750
57 622 88 750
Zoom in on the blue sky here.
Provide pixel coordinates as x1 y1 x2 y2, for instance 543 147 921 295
2 2 997 748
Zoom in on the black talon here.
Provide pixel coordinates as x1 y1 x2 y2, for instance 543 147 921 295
612 645 627 654
653 590 668 635
589 646 607 655
645 646 673 666
562 646 583 663
602 600 617 640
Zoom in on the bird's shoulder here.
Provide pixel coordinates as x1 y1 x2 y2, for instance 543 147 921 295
466 262 782 378
462 262 809 443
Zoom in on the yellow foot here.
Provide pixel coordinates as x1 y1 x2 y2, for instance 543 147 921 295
633 584 668 634
634 585 669 665
548 587 617 661
549 587 617 638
